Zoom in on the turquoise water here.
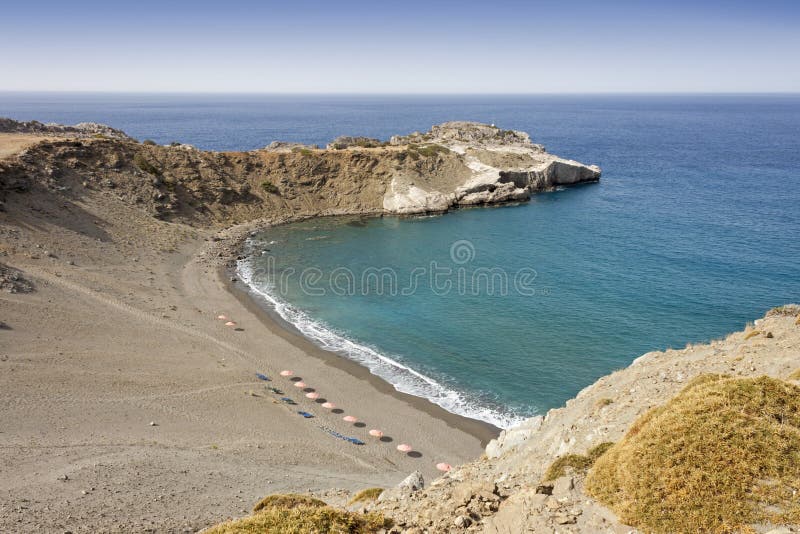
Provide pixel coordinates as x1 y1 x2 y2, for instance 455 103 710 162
3 93 799 427
236 96 800 428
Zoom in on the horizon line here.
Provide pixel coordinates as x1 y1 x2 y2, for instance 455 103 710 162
1 90 799 97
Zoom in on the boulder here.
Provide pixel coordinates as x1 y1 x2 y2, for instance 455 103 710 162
485 415 543 459
377 471 424 502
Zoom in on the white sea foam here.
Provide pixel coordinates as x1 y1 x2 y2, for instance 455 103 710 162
237 255 527 430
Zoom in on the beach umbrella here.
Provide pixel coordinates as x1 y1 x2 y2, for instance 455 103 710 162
305 392 320 400
224 321 236 327
279 370 294 377
396 444 413 453
321 402 336 409
217 314 227 320
368 429 383 438
436 462 452 472
343 415 358 423
293 381 307 388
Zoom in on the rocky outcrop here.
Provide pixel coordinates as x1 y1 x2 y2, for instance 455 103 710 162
0 118 130 140
382 121 600 213
327 136 384 150
368 309 800 532
262 141 320 152
0 262 35 293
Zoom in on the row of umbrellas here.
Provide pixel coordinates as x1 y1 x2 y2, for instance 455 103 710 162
216 314 453 472
279 369 432 458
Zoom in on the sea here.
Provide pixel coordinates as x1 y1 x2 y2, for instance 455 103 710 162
3 93 799 428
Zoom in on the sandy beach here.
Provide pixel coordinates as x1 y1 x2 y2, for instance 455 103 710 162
0 136 493 532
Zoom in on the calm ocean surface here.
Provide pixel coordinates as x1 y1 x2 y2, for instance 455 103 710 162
3 93 799 427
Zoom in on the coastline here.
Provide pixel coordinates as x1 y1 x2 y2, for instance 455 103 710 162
0 197 489 532
222 262 501 445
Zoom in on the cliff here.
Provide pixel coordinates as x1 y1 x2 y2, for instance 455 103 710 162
0 119 600 222
367 306 800 533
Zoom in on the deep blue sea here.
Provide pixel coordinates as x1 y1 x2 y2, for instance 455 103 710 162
3 93 799 428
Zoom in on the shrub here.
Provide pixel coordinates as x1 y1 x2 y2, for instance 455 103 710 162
291 147 314 156
133 153 161 176
585 375 800 533
207 505 391 534
405 143 449 161
595 397 614 409
253 493 326 513
260 180 279 195
142 139 157 146
543 442 614 481
743 329 762 340
347 488 384 506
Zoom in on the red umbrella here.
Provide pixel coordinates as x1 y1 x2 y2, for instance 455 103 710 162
368 429 384 438
305 392 320 400
279 370 293 377
224 321 236 327
396 444 412 453
436 462 452 472
343 415 358 423
321 402 336 409
293 381 306 388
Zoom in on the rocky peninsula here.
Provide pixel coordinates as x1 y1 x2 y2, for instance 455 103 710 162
0 119 600 223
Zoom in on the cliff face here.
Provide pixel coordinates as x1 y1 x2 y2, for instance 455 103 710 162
384 121 601 214
0 120 600 223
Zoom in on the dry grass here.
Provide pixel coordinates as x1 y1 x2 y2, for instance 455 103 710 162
543 442 614 481
205 493 392 533
595 397 614 409
252 493 326 513
787 369 800 381
347 488 384 506
743 329 762 340
585 374 800 533
206 506 391 534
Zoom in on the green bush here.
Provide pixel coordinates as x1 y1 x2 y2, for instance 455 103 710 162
142 139 157 146
543 441 614 481
133 153 161 176
291 147 314 156
261 180 279 195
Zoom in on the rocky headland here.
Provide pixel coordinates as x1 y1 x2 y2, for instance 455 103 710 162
0 119 600 222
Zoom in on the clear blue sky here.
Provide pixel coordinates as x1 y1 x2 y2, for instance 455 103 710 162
3 0 799 93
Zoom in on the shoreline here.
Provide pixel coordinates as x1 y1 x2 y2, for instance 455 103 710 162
222 262 501 446
215 212 502 444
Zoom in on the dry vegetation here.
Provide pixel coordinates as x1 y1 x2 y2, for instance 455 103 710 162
347 488 384 506
252 493 326 513
586 374 800 533
207 493 391 533
542 442 614 481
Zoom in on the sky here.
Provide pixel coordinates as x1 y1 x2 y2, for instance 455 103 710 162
2 0 799 93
